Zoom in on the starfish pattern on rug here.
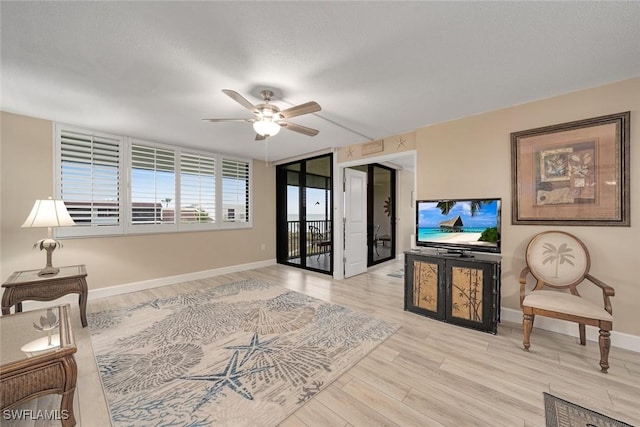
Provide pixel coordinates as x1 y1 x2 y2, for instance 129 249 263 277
225 332 278 366
181 350 272 409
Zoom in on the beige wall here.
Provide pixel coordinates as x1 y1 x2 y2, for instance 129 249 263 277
0 111 276 290
396 168 415 254
415 78 640 336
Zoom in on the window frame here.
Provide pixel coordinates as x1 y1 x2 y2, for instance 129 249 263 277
54 124 252 238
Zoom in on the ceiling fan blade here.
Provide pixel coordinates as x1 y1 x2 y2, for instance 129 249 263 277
280 121 319 137
202 118 255 122
222 89 259 114
279 101 321 119
255 133 266 141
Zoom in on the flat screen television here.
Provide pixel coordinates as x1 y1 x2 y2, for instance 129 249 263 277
416 198 501 255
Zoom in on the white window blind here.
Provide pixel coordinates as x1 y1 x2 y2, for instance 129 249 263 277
221 158 250 224
58 128 122 235
55 124 252 237
180 152 215 224
130 143 176 226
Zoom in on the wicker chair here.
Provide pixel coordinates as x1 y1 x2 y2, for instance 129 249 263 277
519 230 615 372
309 225 331 260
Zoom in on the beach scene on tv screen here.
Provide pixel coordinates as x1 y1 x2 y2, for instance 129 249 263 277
417 200 499 246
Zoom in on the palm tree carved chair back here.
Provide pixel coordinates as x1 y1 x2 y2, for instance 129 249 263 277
519 230 615 372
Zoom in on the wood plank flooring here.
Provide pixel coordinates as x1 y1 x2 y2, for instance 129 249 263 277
4 260 639 426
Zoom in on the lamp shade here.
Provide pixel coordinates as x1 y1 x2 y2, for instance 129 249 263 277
253 119 281 137
22 199 75 228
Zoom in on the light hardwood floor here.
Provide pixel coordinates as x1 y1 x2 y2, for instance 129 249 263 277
5 261 639 426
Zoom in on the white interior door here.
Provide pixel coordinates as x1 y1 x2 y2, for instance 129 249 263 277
344 168 367 278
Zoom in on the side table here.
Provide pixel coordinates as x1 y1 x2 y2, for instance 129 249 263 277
1 304 78 426
2 265 88 327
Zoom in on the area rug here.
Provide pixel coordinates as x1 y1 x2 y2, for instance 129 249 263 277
544 392 634 427
88 279 399 426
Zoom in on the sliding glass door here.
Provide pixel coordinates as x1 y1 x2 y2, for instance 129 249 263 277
276 154 332 274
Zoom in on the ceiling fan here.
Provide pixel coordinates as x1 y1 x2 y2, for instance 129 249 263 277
204 89 321 140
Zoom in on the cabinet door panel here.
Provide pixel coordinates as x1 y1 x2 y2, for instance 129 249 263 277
445 259 496 333
413 260 439 312
404 254 446 319
450 266 484 323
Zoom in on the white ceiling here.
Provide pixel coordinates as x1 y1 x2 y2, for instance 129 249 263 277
2 2 639 162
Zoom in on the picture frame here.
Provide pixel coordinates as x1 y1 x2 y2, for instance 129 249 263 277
511 112 630 226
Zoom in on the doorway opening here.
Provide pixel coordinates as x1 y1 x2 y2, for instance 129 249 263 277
348 164 396 267
276 153 333 274
337 151 416 279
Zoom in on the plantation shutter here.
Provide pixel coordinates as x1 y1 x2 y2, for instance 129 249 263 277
58 128 122 234
56 124 253 236
180 152 215 224
130 143 176 225
221 158 250 224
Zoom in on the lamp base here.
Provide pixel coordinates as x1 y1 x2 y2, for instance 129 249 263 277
38 265 60 276
38 240 60 276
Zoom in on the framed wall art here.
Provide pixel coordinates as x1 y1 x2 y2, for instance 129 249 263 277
511 112 630 226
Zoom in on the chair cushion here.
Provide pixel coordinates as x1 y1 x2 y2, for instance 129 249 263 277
523 290 613 322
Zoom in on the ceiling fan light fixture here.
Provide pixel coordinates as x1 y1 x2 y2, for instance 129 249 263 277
207 89 320 138
253 119 280 137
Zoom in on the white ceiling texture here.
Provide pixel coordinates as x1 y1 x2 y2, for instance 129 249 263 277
2 1 640 163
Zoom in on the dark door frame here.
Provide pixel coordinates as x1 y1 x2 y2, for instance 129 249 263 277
276 153 333 275
367 163 396 267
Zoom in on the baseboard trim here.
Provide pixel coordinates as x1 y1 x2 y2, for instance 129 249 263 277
19 259 277 311
501 307 640 353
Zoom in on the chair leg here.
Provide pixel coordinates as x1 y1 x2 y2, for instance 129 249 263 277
598 329 611 373
523 313 534 351
579 323 586 345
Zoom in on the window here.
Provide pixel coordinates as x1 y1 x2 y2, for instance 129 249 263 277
221 158 250 226
180 152 215 226
55 124 251 237
130 142 176 228
56 127 123 237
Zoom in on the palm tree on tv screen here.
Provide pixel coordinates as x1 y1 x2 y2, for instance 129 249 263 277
436 200 488 217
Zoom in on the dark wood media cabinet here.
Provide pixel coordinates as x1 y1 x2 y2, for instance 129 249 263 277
404 250 501 334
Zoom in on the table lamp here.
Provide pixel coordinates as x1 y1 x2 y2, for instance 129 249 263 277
22 198 75 276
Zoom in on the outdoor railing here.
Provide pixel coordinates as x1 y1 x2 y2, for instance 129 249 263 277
286 219 331 259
